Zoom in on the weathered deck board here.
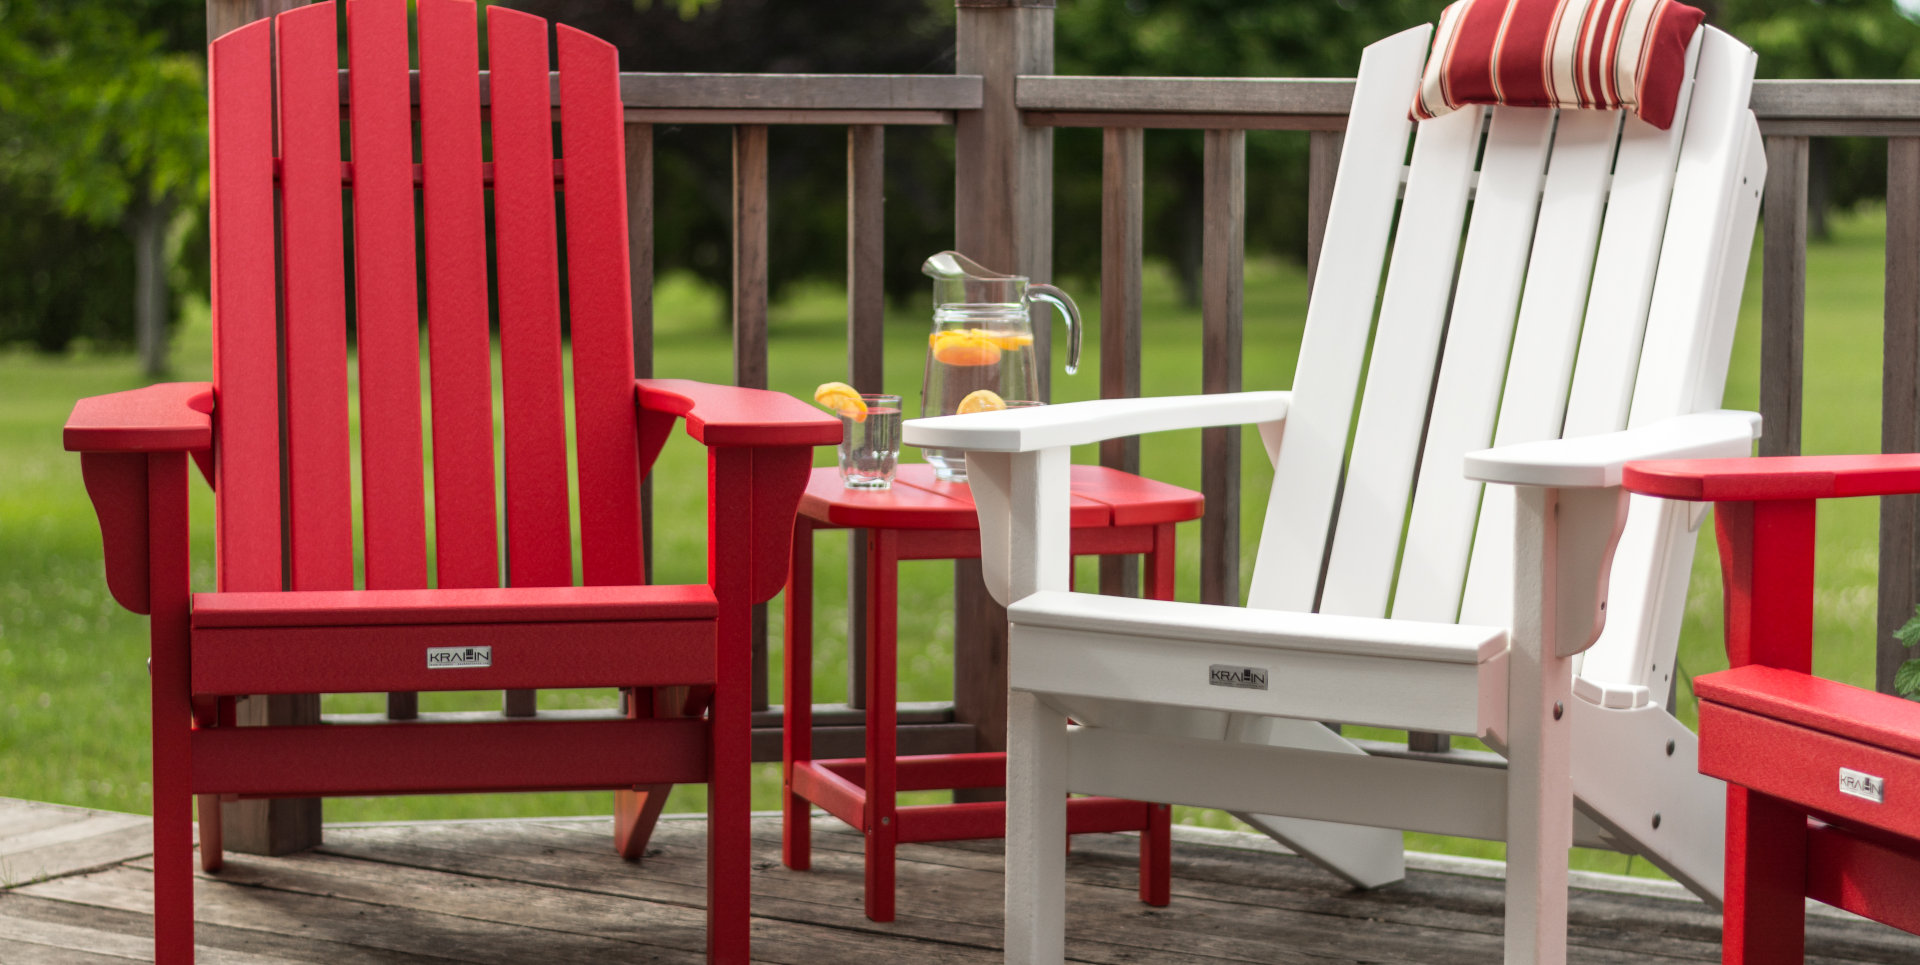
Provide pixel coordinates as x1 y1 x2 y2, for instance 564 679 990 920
4 797 1918 964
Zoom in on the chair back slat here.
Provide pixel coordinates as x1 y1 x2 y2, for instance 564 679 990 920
276 3 355 592
1454 110 1624 628
1314 104 1479 619
347 0 428 591
1389 107 1556 624
208 20 283 593
418 0 499 589
1246 25 1427 615
489 6 574 588
559 24 645 587
1582 29 1759 694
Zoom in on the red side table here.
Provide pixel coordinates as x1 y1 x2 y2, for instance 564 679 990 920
782 462 1199 922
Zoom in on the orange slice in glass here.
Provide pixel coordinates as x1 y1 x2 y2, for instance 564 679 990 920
813 381 868 422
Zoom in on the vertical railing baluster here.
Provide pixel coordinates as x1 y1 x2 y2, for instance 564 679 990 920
1306 130 1343 289
1200 129 1246 607
733 123 771 710
1878 137 1920 698
846 124 886 710
627 123 655 585
1098 126 1145 598
1760 135 1808 459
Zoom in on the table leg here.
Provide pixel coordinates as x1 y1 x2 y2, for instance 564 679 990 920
783 518 815 871
864 527 900 922
1141 521 1176 906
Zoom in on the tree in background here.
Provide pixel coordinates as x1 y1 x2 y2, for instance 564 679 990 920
0 0 208 373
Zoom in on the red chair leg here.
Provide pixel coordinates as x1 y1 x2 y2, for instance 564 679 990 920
1140 802 1171 906
783 518 814 871
1722 787 1808 965
148 452 195 963
615 785 673 861
707 597 753 964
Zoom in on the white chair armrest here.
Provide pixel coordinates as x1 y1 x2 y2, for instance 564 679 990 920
904 391 1290 454
1462 410 1760 489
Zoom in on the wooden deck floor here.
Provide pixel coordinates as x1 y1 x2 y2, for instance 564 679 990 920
3 797 1918 964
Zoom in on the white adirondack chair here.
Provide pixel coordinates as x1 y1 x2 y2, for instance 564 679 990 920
905 22 1765 965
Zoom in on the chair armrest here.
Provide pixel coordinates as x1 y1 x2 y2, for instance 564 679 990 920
904 391 1290 454
64 382 214 453
1463 410 1760 489
1623 452 1920 502
637 378 841 448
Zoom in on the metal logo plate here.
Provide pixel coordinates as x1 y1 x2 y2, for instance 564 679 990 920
427 646 492 669
1838 768 1885 804
1209 665 1269 691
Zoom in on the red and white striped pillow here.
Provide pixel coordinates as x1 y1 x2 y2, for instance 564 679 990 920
1410 0 1706 130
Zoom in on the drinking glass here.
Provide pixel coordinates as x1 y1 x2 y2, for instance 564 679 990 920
839 393 902 490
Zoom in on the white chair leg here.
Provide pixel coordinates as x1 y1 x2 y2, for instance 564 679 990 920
1506 486 1576 965
1229 717 1404 889
1006 689 1069 965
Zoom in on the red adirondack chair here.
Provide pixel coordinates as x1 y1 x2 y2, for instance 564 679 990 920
61 1 839 961
1623 455 1920 961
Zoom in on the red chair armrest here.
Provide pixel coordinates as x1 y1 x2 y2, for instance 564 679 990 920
637 378 840 448
64 382 215 453
1624 453 1920 502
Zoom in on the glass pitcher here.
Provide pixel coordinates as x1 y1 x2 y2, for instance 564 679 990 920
919 251 1082 481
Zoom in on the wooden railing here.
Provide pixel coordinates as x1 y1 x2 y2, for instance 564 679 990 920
207 0 1920 849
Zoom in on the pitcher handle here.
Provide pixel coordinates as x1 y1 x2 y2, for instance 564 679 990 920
1027 284 1082 376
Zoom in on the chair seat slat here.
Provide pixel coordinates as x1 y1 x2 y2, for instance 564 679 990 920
347 0 428 590
208 21 282 593
489 6 573 589
419 0 499 589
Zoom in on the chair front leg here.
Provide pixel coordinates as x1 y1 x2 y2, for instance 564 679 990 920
147 452 196 964
1006 688 1070 965
1506 485 1577 965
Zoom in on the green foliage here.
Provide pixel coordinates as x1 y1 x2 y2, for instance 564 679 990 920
1896 604 1920 699
0 0 208 354
1896 658 1920 700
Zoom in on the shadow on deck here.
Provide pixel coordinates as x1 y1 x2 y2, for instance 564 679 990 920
2 796 1917 963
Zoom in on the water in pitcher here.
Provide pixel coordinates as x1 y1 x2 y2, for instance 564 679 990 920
919 252 1080 481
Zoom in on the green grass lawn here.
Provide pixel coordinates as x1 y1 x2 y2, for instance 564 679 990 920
0 207 1898 876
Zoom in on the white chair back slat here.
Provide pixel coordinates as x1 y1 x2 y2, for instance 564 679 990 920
1390 107 1555 623
1454 109 1624 628
1560 35 1702 438
1246 25 1428 614
1310 106 1481 618
1582 27 1761 695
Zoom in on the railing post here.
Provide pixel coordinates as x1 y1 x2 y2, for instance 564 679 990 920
953 0 1054 765
1879 137 1920 698
207 0 326 860
628 123 655 583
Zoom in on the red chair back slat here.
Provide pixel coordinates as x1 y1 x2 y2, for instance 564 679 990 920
347 0 428 591
207 20 282 593
489 6 574 588
418 0 499 589
559 24 644 587
276 3 355 592
207 2 646 595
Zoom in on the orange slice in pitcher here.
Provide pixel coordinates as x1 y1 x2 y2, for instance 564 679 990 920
813 381 868 422
929 329 1003 367
956 389 1007 414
